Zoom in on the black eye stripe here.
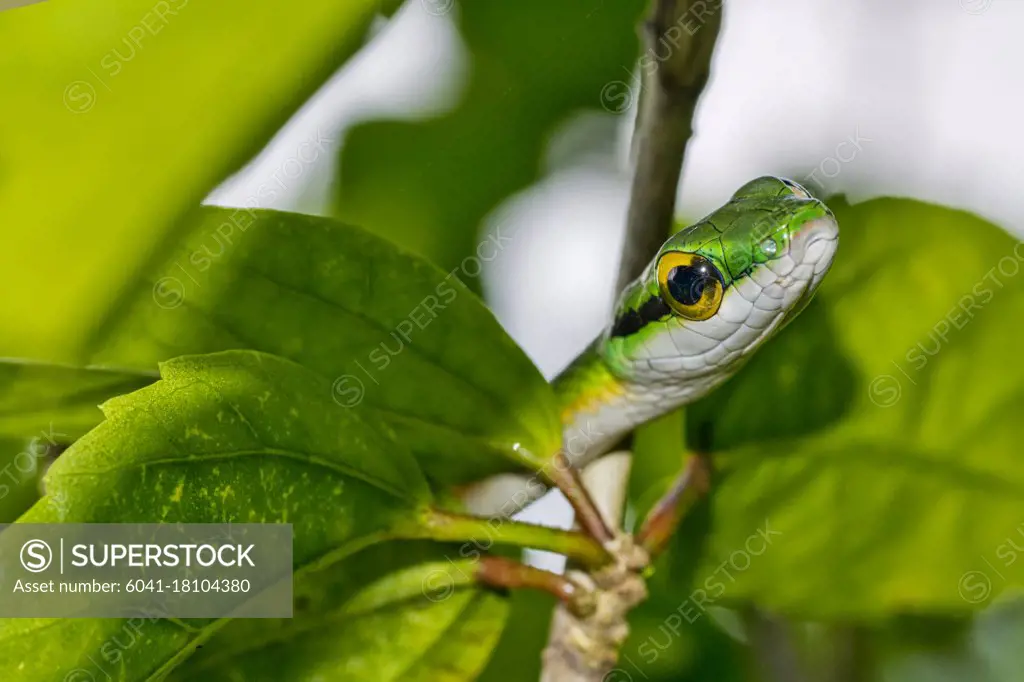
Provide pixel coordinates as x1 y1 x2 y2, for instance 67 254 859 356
610 295 671 338
639 295 671 321
610 309 643 338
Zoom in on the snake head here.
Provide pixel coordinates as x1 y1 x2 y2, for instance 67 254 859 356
601 176 839 385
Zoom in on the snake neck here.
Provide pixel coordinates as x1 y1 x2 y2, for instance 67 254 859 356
552 339 698 469
552 339 624 425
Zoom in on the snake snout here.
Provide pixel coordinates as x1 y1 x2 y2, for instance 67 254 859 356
792 214 839 276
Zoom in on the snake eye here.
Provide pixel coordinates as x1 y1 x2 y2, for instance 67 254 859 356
656 252 725 321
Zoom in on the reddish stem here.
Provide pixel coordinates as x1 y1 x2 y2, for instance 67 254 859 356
637 453 711 557
545 452 616 545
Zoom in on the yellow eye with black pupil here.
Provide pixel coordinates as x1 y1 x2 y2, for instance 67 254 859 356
656 252 725 321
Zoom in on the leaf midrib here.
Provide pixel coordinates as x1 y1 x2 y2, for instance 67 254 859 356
54 448 418 504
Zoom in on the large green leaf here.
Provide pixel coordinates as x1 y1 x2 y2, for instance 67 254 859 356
334 0 646 280
674 197 1024 618
174 544 508 682
0 350 434 680
0 0 378 358
86 207 562 485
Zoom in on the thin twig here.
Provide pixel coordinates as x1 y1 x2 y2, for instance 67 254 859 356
618 0 722 293
546 452 617 544
476 555 595 617
636 452 711 557
540 454 646 682
420 508 611 569
540 1 722 680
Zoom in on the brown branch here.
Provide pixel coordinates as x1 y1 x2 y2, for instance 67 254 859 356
636 452 711 557
546 452 616 544
618 0 722 293
540 1 722 680
476 556 595 617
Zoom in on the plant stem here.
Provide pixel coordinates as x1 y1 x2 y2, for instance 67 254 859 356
476 555 591 615
545 452 616 544
541 0 722 679
419 508 611 569
636 452 711 557
618 0 721 291
540 455 647 682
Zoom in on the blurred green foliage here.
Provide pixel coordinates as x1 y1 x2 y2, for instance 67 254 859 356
675 197 1024 618
0 438 47 523
0 0 377 360
623 197 1024 680
334 0 646 283
0 0 1021 680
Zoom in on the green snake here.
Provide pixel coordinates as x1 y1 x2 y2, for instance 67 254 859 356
467 176 839 514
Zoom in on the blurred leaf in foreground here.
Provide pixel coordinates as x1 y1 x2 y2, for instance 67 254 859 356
668 197 1024 618
334 0 646 281
0 0 378 358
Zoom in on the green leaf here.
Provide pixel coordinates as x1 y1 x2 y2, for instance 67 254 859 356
477 590 554 682
677 197 1024 618
0 0 378 358
0 361 155 518
0 359 154 441
29 350 431 527
174 544 508 682
334 0 647 282
86 207 562 484
0 349 433 680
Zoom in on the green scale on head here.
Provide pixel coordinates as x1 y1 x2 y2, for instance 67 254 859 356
554 176 839 464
